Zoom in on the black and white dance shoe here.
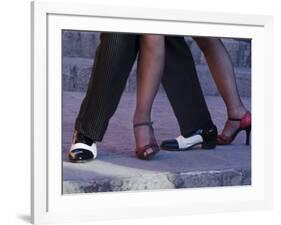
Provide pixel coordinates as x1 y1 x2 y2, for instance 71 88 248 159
68 131 97 163
160 124 218 151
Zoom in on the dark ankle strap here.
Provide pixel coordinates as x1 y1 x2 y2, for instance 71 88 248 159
228 118 241 121
134 121 153 129
229 111 251 122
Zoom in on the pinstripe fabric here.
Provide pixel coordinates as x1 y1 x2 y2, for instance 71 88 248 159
163 36 212 137
75 33 139 141
74 33 213 141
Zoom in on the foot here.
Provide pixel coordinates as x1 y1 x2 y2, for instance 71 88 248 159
134 123 153 149
133 121 160 160
220 108 247 138
217 111 251 145
68 130 97 163
161 124 218 151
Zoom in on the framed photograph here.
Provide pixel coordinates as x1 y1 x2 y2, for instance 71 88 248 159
31 0 273 224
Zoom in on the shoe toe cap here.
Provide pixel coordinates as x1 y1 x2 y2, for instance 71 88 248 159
160 139 179 150
69 149 94 161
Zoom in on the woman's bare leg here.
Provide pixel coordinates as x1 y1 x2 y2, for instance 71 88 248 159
133 35 165 149
193 37 248 137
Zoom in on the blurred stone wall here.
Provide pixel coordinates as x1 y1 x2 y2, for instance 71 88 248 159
62 31 251 97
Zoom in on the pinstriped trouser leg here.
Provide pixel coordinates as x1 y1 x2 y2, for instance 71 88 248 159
75 33 139 141
162 36 213 137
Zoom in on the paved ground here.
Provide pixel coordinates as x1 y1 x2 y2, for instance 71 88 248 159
62 91 251 194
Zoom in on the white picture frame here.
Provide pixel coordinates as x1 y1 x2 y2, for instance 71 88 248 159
31 0 274 224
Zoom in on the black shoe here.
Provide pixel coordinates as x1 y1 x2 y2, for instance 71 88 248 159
68 131 97 163
160 124 217 151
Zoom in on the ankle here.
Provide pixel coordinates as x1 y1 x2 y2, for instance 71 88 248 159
133 112 151 125
75 131 94 145
227 106 247 119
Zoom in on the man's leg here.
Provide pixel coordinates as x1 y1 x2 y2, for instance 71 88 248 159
161 36 217 150
69 33 138 162
75 33 139 141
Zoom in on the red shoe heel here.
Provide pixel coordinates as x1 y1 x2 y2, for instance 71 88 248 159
217 111 251 145
245 125 251 145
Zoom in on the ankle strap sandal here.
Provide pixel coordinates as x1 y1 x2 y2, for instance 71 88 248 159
133 121 160 160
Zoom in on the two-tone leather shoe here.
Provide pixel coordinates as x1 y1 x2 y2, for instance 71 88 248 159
160 124 217 151
68 130 97 163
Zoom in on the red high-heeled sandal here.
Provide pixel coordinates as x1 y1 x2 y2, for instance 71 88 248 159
134 121 160 160
217 111 251 145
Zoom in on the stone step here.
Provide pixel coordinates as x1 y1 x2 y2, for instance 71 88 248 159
62 57 251 97
63 149 251 194
186 37 251 68
63 31 251 68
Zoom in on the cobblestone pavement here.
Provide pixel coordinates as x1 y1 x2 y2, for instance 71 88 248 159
62 91 251 193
